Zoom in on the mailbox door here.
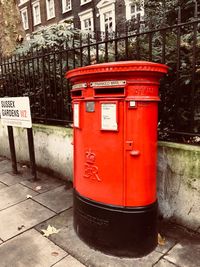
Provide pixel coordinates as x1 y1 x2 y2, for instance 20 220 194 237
125 101 158 207
74 100 124 206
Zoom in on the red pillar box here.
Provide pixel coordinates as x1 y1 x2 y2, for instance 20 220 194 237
66 61 168 258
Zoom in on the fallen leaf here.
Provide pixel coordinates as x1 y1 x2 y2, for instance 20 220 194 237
26 195 32 199
35 186 42 191
41 225 60 237
22 165 27 168
51 252 59 256
158 233 166 246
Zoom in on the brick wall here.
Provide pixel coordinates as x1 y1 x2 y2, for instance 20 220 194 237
17 0 129 34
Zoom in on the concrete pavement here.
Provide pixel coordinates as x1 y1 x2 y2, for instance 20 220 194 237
0 156 199 267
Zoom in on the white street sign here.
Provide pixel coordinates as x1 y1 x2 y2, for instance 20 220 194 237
0 97 32 128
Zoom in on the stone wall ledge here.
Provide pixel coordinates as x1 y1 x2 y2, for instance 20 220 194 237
158 141 200 232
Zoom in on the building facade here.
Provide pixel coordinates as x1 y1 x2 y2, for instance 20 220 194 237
17 0 144 34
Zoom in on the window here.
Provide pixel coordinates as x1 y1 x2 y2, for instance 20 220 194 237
97 0 116 32
130 2 144 19
20 7 29 30
46 0 55 20
84 18 92 31
19 0 28 6
80 0 92 5
79 9 94 31
62 0 72 13
32 1 41 26
104 11 113 32
125 0 144 20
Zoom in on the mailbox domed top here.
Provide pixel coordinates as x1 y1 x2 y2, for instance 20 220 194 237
66 61 168 81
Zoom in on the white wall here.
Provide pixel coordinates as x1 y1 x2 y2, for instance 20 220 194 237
0 122 73 180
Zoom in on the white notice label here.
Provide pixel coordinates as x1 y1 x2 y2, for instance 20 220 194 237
101 103 118 131
91 80 126 87
0 97 32 128
72 83 87 90
74 103 79 128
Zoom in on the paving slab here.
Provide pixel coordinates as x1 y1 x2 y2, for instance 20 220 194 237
164 238 200 267
158 220 197 241
52 224 163 267
36 209 73 233
0 160 13 173
21 174 66 193
0 182 7 190
53 255 85 267
154 259 178 267
155 237 176 254
0 172 28 186
0 183 38 211
33 186 73 213
0 199 55 241
0 229 67 267
37 209 163 267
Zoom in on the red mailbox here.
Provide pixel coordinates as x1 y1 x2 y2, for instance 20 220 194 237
66 61 168 257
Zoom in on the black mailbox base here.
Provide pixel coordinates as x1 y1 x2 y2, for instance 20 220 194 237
74 190 158 258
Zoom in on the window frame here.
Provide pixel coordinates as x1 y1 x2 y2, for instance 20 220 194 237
97 0 116 33
62 0 72 14
46 0 55 20
32 0 41 26
80 0 92 6
18 0 29 7
125 0 144 20
20 7 29 30
79 8 94 32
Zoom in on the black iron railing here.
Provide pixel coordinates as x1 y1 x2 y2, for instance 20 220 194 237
0 3 200 143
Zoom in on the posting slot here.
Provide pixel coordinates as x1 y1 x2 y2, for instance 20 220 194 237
71 90 82 98
95 88 125 97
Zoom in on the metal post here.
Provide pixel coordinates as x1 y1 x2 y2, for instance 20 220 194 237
27 128 38 181
7 126 18 174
